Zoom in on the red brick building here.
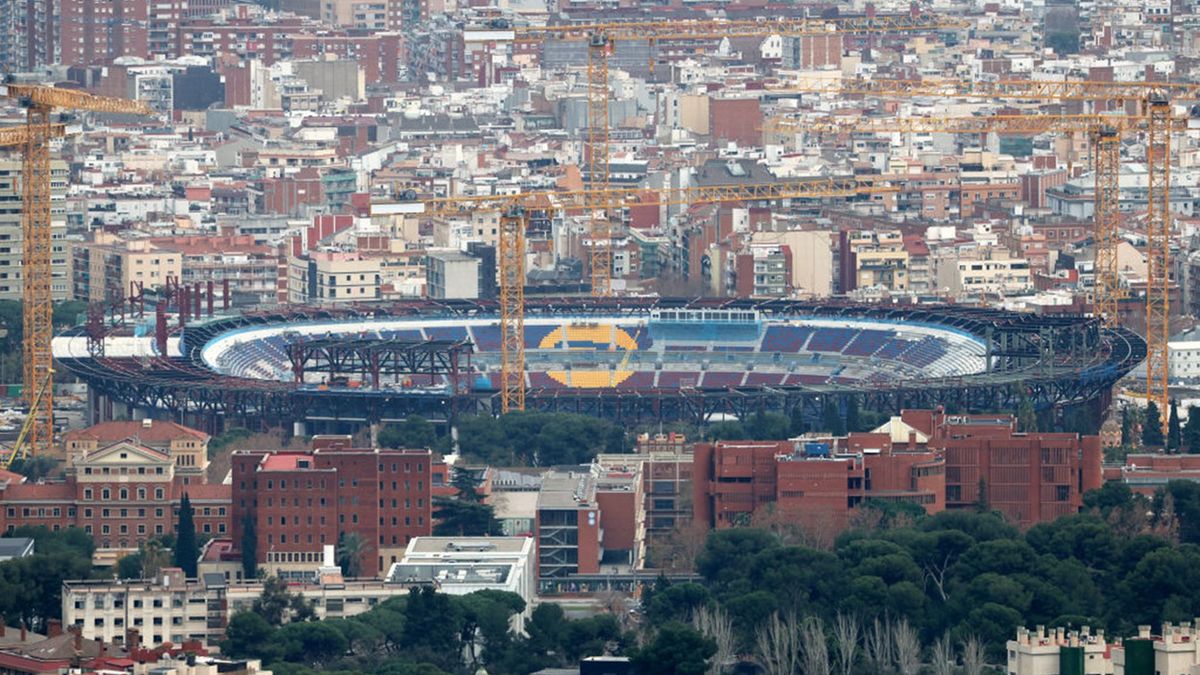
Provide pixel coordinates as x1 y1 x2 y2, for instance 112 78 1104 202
1102 453 1200 496
709 98 763 148
230 436 432 578
693 409 1103 531
693 434 944 532
899 409 1102 526
0 440 231 556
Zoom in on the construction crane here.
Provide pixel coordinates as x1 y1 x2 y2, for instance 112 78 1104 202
0 81 153 455
766 76 1200 432
2 368 52 471
765 112 1193 331
376 176 897 412
506 15 964 297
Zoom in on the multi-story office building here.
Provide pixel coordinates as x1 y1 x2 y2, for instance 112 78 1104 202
287 252 381 304
425 250 480 299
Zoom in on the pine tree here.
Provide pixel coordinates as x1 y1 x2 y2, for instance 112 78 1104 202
174 493 198 578
976 478 989 513
1169 400 1183 451
1184 406 1200 454
241 515 258 579
1121 408 1133 446
1143 402 1165 447
1016 387 1037 433
846 396 861 433
822 399 846 436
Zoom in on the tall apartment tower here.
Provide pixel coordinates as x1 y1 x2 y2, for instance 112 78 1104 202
0 160 71 302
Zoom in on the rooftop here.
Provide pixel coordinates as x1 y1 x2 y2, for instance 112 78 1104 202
537 471 597 510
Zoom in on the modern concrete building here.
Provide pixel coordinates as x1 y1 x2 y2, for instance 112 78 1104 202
1006 625 1113 675
425 249 481 299
386 536 536 620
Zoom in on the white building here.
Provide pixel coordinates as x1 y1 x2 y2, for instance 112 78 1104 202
1007 625 1113 675
386 536 536 622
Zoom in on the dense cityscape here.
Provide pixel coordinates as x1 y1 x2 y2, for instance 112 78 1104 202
0 0 1199 672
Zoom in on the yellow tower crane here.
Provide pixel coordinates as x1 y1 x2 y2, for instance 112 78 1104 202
507 15 964 297
0 81 153 454
375 176 897 412
761 76 1200 433
764 112 1193 330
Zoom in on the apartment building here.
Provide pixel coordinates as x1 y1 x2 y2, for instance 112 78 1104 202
64 564 418 649
734 244 792 298
845 230 909 293
1007 622 1200 675
71 234 183 303
287 252 381 303
230 436 433 579
937 250 1033 296
0 159 70 302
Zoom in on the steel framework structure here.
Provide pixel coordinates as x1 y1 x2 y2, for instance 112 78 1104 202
378 176 896 413
765 76 1200 433
1147 98 1173 424
60 299 1142 434
0 81 151 453
1093 127 1122 328
286 337 472 391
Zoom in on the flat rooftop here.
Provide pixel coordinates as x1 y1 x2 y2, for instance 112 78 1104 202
388 562 514 586
537 471 596 510
406 536 531 555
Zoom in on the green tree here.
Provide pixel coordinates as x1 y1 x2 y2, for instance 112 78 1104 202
241 514 258 579
433 466 500 536
223 611 277 659
632 621 717 675
846 396 861 432
1169 400 1182 451
174 493 198 577
1185 406 1200 454
1144 402 1165 447
821 399 846 435
7 456 58 481
378 416 438 450
976 477 989 513
1016 387 1037 433
337 532 366 578
402 586 463 654
1121 408 1134 446
253 576 315 626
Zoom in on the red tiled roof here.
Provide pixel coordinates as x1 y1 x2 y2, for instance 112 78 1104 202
63 421 209 445
2 482 75 501
180 484 232 501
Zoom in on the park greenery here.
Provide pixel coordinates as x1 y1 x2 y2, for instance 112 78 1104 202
214 478 1200 674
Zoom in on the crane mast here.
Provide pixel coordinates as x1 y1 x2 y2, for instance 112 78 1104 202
378 177 896 411
0 81 152 454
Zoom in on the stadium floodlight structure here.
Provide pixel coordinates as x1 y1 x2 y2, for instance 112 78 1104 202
0 81 153 454
764 75 1200 435
494 15 965 298
374 177 898 413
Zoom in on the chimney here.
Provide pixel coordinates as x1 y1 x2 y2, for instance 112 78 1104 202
19 622 26 642
1139 625 1152 639
73 628 81 653
126 628 141 650
47 619 62 637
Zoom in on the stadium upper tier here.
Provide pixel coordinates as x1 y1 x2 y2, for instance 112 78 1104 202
195 313 988 391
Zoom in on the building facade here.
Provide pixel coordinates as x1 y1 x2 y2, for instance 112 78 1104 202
230 436 433 578
0 440 230 558
0 160 70 302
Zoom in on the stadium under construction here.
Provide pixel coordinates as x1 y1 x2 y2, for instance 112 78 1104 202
53 298 1145 434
